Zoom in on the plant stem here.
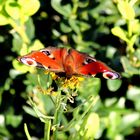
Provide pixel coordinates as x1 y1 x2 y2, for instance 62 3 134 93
24 123 32 140
128 21 132 38
127 21 135 55
44 119 51 140
72 0 79 15
53 91 62 140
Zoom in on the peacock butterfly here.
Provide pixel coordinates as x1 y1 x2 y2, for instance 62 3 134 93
17 47 121 79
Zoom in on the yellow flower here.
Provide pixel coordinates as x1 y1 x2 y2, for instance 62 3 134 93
41 71 85 95
44 71 58 80
62 76 84 90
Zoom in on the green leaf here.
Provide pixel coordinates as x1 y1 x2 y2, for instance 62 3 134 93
107 112 122 139
25 17 35 40
37 70 53 89
121 56 140 75
84 113 100 139
0 125 10 137
12 33 23 54
51 0 72 17
0 0 4 11
23 106 37 117
18 0 40 16
60 22 72 33
120 113 140 135
117 1 135 20
69 19 80 35
129 19 140 34
79 78 101 98
28 39 44 52
0 12 9 25
12 59 35 73
0 88 4 105
111 26 129 42
127 86 140 101
6 115 22 128
106 46 117 59
4 78 12 91
107 79 122 92
78 21 91 32
5 0 21 20
127 86 140 111
134 48 140 61
25 73 39 86
129 34 138 47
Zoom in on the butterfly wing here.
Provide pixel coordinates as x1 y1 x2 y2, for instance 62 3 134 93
70 49 120 79
18 47 121 79
77 60 121 79
18 47 67 73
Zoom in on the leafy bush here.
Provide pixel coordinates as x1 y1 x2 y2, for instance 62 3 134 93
0 0 140 139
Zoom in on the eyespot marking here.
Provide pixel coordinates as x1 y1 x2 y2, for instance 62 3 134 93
41 50 51 56
40 49 55 59
67 49 72 54
27 60 34 65
84 57 96 65
20 57 38 67
103 71 121 79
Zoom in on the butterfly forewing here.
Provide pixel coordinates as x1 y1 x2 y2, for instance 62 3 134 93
76 60 121 79
18 47 65 73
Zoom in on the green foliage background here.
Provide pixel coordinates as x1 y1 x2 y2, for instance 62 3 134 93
0 0 140 139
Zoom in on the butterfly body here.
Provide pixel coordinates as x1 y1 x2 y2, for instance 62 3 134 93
18 47 121 79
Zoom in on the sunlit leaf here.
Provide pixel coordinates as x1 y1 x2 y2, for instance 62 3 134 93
84 113 100 139
5 0 21 20
28 39 44 52
18 0 40 16
13 59 35 73
117 1 135 20
129 20 140 34
111 26 128 42
0 13 9 25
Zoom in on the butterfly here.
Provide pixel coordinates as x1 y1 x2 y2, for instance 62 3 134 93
17 46 121 79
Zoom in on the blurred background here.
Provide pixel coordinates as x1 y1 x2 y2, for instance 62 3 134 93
0 0 140 139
